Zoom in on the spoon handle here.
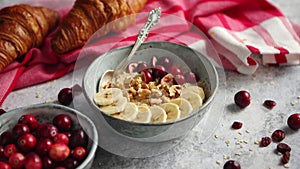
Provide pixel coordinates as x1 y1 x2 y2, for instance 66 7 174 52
119 7 161 69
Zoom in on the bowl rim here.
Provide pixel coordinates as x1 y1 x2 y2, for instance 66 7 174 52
0 103 98 169
83 41 219 126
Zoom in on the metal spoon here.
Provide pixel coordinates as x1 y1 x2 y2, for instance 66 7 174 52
99 8 161 90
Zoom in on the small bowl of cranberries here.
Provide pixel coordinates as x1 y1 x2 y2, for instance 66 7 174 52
83 41 218 142
0 103 98 169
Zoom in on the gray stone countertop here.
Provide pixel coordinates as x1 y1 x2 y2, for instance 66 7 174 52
1 0 300 169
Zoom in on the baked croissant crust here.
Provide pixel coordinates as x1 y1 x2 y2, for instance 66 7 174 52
51 0 148 54
0 4 60 72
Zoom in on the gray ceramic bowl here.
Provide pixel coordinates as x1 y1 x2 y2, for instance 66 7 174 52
83 41 218 142
0 103 98 169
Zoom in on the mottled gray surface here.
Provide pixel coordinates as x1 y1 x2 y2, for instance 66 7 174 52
1 0 300 169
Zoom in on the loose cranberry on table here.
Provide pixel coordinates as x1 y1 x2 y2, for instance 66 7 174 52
4 144 18 158
260 137 271 147
24 152 42 169
287 113 300 130
277 143 291 154
234 90 251 108
49 143 70 162
223 160 241 169
53 114 72 131
8 152 25 169
58 88 73 106
271 130 285 142
17 133 37 153
18 114 39 131
0 162 11 169
282 151 290 164
263 100 276 109
231 121 243 129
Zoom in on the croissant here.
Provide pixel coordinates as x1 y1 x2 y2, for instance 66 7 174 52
51 0 148 54
0 4 60 71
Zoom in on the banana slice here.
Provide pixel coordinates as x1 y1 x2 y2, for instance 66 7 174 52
171 98 193 118
133 105 152 123
182 86 205 100
119 102 138 121
94 88 123 106
181 91 203 111
99 96 127 115
150 105 167 123
160 102 181 122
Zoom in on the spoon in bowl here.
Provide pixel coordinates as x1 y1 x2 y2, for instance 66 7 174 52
99 7 161 90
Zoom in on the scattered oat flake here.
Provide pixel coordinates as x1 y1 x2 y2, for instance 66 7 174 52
235 152 241 156
245 130 250 133
290 99 298 106
223 155 230 160
225 140 231 146
35 92 41 98
240 145 244 148
238 131 243 135
44 100 52 103
249 148 253 151
243 139 249 144
216 160 222 165
254 140 260 145
214 134 219 138
283 163 289 168
297 96 300 99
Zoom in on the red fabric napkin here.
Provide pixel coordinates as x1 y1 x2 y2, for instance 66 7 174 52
1 0 300 106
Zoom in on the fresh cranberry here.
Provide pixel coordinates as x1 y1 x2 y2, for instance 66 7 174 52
169 66 182 75
234 90 251 108
53 133 69 145
24 152 42 169
231 121 243 129
61 158 79 169
69 129 88 148
156 56 172 69
53 114 72 131
277 143 291 154
17 133 37 153
42 156 55 169
58 88 73 106
141 69 153 84
18 114 39 131
184 72 198 84
37 124 58 139
135 62 148 72
0 131 14 146
260 137 271 147
62 132 72 138
263 100 276 109
35 138 53 156
0 145 4 158
12 124 30 140
271 130 285 142
287 113 300 130
223 160 241 169
0 162 11 169
282 152 290 164
174 74 185 85
71 146 87 161
127 62 138 73
49 143 70 162
8 152 25 169
0 109 6 116
152 65 167 80
4 144 18 158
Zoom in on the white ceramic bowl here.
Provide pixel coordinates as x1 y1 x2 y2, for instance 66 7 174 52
83 41 218 142
0 103 98 169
